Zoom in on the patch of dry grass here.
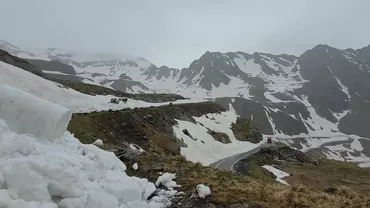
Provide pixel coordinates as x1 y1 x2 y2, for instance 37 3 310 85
279 159 370 196
128 154 370 208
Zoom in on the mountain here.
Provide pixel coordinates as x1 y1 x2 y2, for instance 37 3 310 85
0 40 155 93
2 40 370 163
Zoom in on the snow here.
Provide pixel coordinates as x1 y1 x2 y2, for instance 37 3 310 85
0 84 72 141
323 150 345 161
350 138 364 151
300 136 350 152
92 139 104 146
173 108 260 165
343 52 358 65
262 165 290 185
233 56 262 76
132 163 138 170
0 82 181 207
334 77 351 100
0 117 178 207
130 144 146 153
292 95 338 136
265 93 289 103
43 70 71 76
263 106 280 135
155 173 180 189
332 110 350 122
196 184 211 199
0 60 204 113
175 75 252 99
101 81 115 89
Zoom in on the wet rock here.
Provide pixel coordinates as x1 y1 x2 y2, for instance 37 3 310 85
115 149 142 163
208 130 231 144
182 129 190 136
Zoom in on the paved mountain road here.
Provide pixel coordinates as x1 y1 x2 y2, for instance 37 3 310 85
210 135 351 171
209 143 271 171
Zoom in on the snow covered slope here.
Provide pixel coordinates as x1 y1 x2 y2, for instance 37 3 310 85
0 40 154 93
0 110 180 207
173 104 263 165
0 60 202 113
0 84 72 140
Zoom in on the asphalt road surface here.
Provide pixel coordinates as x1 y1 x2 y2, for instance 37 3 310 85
209 143 270 171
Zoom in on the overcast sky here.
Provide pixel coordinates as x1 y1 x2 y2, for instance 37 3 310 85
1 0 369 68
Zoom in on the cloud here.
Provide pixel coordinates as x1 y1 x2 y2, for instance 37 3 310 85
1 0 369 68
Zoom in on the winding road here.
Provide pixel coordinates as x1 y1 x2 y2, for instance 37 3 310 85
209 142 271 171
210 135 352 171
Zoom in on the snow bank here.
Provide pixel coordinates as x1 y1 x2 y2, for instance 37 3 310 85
196 184 211 199
0 119 175 207
262 165 290 185
0 84 72 141
92 139 104 146
155 173 180 189
132 163 138 170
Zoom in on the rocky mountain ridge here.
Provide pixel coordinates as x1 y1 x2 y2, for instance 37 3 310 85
2 40 370 163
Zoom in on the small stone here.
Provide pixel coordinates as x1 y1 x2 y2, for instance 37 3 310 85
323 187 338 194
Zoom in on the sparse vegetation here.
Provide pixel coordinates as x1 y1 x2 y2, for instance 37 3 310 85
55 81 185 102
126 153 370 208
232 117 263 143
207 129 231 144
68 102 225 154
68 102 370 207
280 159 370 196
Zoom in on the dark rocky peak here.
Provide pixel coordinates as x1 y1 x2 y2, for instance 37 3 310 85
356 44 370 63
144 65 180 80
254 52 296 67
178 51 252 90
187 51 246 77
310 44 337 52
119 73 133 80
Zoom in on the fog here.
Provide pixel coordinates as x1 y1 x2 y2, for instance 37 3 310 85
1 0 369 68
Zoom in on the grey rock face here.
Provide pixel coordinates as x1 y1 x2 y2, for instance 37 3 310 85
28 59 77 75
0 49 46 78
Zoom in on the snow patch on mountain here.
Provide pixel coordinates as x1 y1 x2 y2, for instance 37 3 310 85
0 60 203 112
233 56 262 76
174 75 252 99
262 165 290 185
173 108 260 165
323 137 370 166
294 95 338 136
334 77 351 100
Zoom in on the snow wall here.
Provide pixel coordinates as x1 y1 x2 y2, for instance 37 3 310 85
0 84 72 140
